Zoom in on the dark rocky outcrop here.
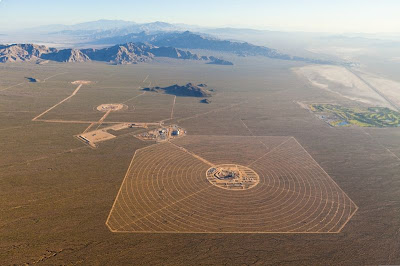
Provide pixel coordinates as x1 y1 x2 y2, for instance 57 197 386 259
200 98 211 104
26 77 40 82
207 56 234 65
143 83 212 97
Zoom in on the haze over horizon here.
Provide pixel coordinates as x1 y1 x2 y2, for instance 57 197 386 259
0 0 399 34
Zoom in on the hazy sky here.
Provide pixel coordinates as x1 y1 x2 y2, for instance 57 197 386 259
0 0 399 33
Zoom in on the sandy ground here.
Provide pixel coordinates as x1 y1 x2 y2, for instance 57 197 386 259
306 47 367 61
71 80 92 85
2 60 400 265
32 84 84 121
294 65 392 108
359 73 400 108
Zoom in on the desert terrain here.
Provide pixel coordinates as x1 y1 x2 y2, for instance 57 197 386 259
1 56 400 265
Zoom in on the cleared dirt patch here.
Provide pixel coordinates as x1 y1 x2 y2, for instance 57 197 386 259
77 130 116 147
96 103 128 112
206 164 259 190
71 80 92 85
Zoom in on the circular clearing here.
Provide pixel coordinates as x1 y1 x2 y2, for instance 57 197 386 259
96 103 128 112
206 164 259 190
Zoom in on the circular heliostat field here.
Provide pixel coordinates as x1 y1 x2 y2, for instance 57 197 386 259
106 136 358 233
206 164 259 190
96 103 127 112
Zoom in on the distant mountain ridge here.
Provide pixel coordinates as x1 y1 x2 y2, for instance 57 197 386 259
44 20 194 38
0 43 232 65
4 20 341 65
91 31 335 64
7 20 344 65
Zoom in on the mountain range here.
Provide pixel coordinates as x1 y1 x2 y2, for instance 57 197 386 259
1 20 343 65
4 19 398 68
27 20 185 34
90 31 334 64
33 20 194 40
0 43 232 65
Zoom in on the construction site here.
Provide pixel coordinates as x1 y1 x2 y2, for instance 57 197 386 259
206 164 260 190
135 125 186 142
76 122 155 148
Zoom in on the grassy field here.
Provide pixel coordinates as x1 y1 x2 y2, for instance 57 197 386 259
1 58 400 265
310 103 400 127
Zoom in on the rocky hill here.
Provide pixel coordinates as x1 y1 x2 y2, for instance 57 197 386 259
143 83 212 97
0 44 56 62
26 77 40 82
42 49 91 62
82 43 155 64
200 98 211 104
207 56 234 65
0 43 233 65
150 46 203 60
